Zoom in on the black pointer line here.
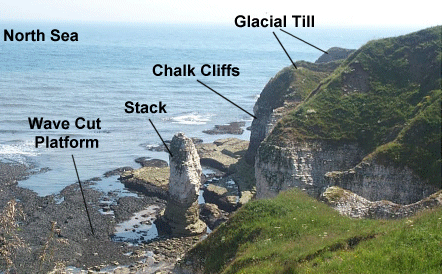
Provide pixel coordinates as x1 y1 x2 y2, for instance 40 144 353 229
71 155 95 236
197 80 257 119
273 32 297 69
280 29 329 54
149 118 173 157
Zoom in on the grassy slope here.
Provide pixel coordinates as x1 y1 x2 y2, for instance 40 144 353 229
268 26 441 184
184 27 442 274
186 188 442 273
371 89 441 185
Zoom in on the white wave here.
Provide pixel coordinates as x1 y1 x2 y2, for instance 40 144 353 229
170 113 213 125
0 140 38 164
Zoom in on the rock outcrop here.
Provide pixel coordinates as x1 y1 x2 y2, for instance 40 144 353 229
255 137 439 204
203 178 240 212
196 138 249 172
255 139 439 204
199 203 229 230
161 132 206 236
119 166 169 199
244 67 299 165
325 161 439 204
255 141 365 199
321 186 442 219
252 27 441 205
203 121 245 135
244 58 344 165
315 47 355 64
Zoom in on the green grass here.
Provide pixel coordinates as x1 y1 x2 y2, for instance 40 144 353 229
370 89 441 184
185 188 442 273
266 26 441 185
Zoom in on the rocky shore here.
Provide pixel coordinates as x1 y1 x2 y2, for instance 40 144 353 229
1 161 174 273
0 135 255 273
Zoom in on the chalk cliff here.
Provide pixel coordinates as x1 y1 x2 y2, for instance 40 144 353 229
253 26 441 204
244 59 345 165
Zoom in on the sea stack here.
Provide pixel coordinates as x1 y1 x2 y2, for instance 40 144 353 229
162 132 206 236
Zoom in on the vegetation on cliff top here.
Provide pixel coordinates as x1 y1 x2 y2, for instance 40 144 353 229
267 26 441 184
184 188 442 273
183 27 442 274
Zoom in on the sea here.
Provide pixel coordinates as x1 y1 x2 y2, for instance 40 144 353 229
0 22 422 196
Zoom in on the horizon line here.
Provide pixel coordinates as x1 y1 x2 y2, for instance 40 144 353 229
0 19 437 30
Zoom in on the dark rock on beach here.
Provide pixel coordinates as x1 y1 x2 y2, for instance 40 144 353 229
203 121 245 135
0 161 30 185
203 177 240 212
135 157 169 168
0 169 152 273
199 203 229 230
104 166 134 177
0 160 208 273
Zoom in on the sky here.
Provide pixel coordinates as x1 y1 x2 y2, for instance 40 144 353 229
0 0 440 28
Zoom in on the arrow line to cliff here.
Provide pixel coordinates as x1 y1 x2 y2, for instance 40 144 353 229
149 118 173 157
273 32 297 69
71 155 95 236
280 29 328 54
197 80 257 119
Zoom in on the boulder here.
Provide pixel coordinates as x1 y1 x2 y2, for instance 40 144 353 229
104 166 133 177
203 178 240 212
199 203 229 230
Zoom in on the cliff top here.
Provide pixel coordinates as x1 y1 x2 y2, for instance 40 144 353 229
266 26 441 184
315 47 356 64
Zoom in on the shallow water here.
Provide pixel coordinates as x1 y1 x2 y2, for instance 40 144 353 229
112 205 160 244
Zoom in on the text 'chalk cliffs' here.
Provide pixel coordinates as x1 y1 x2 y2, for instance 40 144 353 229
253 26 441 205
163 132 206 236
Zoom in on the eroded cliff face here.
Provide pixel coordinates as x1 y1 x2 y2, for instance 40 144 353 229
245 67 298 165
255 140 439 204
252 27 441 206
245 49 355 165
321 186 442 219
255 140 364 199
325 161 439 204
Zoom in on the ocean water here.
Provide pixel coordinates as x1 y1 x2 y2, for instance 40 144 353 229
0 22 420 195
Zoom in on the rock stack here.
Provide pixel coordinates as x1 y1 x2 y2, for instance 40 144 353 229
162 132 206 236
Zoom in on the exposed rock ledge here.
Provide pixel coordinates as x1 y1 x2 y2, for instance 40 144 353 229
255 140 364 199
195 138 249 172
321 186 442 219
255 140 438 205
120 166 169 199
325 161 439 205
120 138 249 198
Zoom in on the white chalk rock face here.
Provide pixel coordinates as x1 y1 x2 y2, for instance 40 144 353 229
163 132 206 236
168 132 202 203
